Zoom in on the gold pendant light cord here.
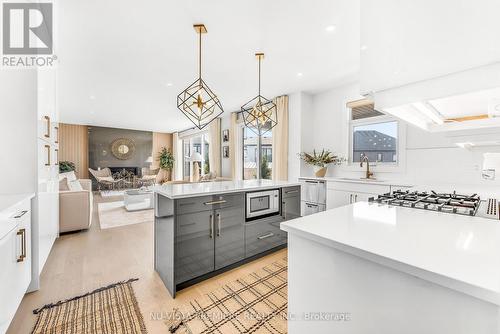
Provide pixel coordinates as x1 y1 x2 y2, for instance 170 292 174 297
258 56 261 96
198 30 202 79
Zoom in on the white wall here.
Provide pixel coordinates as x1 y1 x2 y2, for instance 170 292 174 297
0 70 38 194
288 92 315 182
299 82 500 187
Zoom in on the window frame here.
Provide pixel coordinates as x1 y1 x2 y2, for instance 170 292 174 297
181 131 210 181
240 123 273 180
343 108 407 174
349 115 399 166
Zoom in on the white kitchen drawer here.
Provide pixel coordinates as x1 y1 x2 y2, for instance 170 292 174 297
301 201 326 216
327 181 390 195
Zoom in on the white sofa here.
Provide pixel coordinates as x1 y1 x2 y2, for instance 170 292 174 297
59 177 93 233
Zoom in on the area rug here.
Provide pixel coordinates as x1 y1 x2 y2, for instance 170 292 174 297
32 278 147 334
98 201 153 229
167 258 288 334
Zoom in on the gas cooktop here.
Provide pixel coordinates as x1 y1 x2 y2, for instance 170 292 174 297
369 190 499 220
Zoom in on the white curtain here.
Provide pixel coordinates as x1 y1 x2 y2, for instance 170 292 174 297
230 112 244 180
272 95 289 181
208 118 221 176
172 132 182 181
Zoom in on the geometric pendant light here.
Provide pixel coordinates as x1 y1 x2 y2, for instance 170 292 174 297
177 24 224 130
241 52 277 136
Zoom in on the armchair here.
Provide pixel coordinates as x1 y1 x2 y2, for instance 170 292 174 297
140 167 159 186
88 168 123 190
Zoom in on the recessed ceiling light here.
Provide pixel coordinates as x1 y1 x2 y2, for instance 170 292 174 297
297 72 303 77
166 82 173 87
325 25 336 32
360 45 368 51
89 95 96 100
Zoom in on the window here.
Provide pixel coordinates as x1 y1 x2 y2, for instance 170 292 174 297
242 127 273 180
352 120 398 163
182 133 210 180
348 100 398 164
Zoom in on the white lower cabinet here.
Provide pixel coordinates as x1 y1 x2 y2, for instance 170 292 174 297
0 200 32 334
326 189 351 209
326 181 391 210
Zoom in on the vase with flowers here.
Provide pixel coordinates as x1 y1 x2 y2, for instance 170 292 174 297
298 149 345 177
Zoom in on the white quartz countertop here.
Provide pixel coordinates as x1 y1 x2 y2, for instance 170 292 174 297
281 201 500 305
0 193 34 240
298 176 414 187
154 180 300 199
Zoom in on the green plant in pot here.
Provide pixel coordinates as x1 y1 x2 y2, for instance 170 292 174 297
59 161 76 174
158 147 175 183
299 149 345 177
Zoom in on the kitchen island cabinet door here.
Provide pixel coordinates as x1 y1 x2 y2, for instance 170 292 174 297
175 211 215 284
214 206 245 270
282 195 301 221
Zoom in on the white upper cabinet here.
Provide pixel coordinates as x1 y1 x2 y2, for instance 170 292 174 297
360 0 500 95
37 69 58 143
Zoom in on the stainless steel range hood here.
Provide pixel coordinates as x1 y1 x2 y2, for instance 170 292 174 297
373 62 500 132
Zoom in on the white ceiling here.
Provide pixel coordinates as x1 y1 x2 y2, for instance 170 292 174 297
57 0 360 133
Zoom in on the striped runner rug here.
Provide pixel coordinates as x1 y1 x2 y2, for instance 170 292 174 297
32 278 147 334
167 258 288 334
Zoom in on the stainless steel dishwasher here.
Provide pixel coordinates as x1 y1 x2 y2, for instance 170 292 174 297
298 178 326 216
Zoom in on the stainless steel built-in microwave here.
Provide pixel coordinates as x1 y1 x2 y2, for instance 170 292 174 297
246 189 280 219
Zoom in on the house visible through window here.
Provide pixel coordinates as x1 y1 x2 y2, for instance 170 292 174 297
182 133 209 180
242 127 273 179
348 100 398 164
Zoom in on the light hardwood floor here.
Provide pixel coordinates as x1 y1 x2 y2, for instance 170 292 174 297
8 193 287 333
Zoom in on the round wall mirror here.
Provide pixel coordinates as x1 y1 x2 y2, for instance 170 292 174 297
111 138 135 160
118 144 129 154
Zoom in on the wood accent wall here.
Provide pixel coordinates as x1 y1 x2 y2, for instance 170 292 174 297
58 123 89 179
152 132 173 170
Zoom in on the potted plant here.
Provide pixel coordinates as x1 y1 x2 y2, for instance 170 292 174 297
158 147 175 183
299 149 345 177
59 161 76 174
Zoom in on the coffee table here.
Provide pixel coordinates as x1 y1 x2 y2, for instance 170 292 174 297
124 189 154 211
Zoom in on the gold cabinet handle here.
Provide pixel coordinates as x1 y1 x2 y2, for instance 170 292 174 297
54 126 59 144
55 149 59 165
45 145 51 166
44 116 50 138
22 228 26 260
16 228 26 262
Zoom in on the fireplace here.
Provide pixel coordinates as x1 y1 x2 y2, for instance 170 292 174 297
108 167 140 176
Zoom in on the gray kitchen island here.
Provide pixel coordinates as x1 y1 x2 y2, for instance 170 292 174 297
153 179 301 297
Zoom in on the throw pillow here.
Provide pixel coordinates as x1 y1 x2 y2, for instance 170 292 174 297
59 178 70 191
68 180 83 191
59 171 77 182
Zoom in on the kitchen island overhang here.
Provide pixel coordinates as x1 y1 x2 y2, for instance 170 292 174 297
281 201 500 334
154 180 301 298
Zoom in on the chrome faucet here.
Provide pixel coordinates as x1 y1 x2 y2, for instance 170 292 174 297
360 155 374 179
